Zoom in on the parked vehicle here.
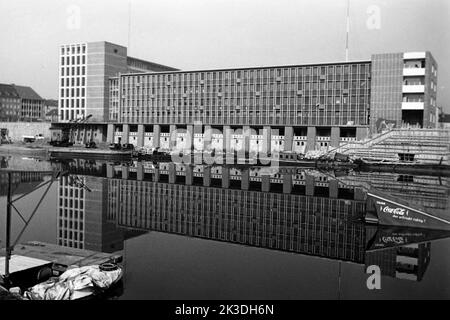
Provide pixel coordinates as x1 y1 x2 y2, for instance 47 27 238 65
121 143 135 151
109 143 122 150
22 134 45 143
85 141 97 149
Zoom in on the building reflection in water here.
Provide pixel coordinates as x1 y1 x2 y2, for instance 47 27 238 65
53 159 450 282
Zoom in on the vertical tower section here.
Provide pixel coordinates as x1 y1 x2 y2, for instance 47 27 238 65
58 43 88 122
86 42 128 122
369 53 404 133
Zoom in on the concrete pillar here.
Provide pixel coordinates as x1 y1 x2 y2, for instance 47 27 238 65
136 162 144 181
305 174 315 196
168 163 176 184
261 175 270 193
153 124 161 148
222 167 230 189
284 126 294 151
186 125 194 152
306 126 316 152
137 124 145 148
241 168 249 190
262 126 272 155
243 125 251 154
329 179 339 198
356 127 369 141
122 124 130 144
203 166 211 187
121 165 129 180
106 163 114 179
185 165 193 185
331 127 340 148
169 124 177 150
83 127 87 144
282 174 293 194
204 125 212 151
223 125 233 164
153 167 160 182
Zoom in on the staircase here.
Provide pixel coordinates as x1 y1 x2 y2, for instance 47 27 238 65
329 129 450 164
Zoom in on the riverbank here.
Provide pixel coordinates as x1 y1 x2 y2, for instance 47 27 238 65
0 143 49 157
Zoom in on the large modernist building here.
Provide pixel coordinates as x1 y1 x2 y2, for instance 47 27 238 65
53 42 438 153
58 41 177 123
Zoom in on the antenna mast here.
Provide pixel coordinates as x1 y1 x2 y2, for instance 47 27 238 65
128 0 132 53
345 0 350 62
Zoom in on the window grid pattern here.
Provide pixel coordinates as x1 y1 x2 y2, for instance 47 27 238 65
109 62 371 127
59 44 87 121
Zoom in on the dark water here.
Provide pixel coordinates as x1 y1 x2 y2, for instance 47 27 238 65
1 156 450 299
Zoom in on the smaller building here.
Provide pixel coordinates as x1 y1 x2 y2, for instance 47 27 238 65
0 84 21 122
12 84 45 121
0 83 46 122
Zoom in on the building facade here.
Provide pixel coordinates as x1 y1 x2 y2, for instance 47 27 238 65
0 84 21 122
105 51 438 153
58 41 177 123
54 44 438 153
370 52 438 132
12 84 45 121
0 83 46 122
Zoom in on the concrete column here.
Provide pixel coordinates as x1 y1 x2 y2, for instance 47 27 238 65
331 127 340 148
168 163 176 184
282 174 293 194
153 124 161 148
329 179 339 198
306 126 316 152
137 124 145 147
284 126 294 151
107 124 115 144
83 127 87 144
243 125 251 155
204 125 212 151
136 162 144 181
185 165 193 185
261 175 270 193
241 168 249 190
356 127 369 141
106 163 114 179
222 167 230 189
187 125 194 151
305 174 315 196
262 126 272 155
169 124 177 150
203 166 211 187
121 165 129 180
153 167 160 182
122 124 130 144
223 125 232 164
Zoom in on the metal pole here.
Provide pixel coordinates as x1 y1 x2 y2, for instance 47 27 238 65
5 172 12 279
345 0 350 62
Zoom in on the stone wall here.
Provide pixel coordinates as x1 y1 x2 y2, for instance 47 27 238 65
0 122 51 141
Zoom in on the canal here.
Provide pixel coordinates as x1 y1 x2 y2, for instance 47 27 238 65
1 155 450 299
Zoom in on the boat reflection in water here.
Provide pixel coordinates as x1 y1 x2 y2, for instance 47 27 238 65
51 158 450 283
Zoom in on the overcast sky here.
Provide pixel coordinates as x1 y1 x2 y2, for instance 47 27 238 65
0 0 448 112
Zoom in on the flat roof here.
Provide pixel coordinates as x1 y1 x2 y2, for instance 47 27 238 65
113 59 372 78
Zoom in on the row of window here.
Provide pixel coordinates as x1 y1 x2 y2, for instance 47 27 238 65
61 45 86 55
61 55 86 66
60 66 86 77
